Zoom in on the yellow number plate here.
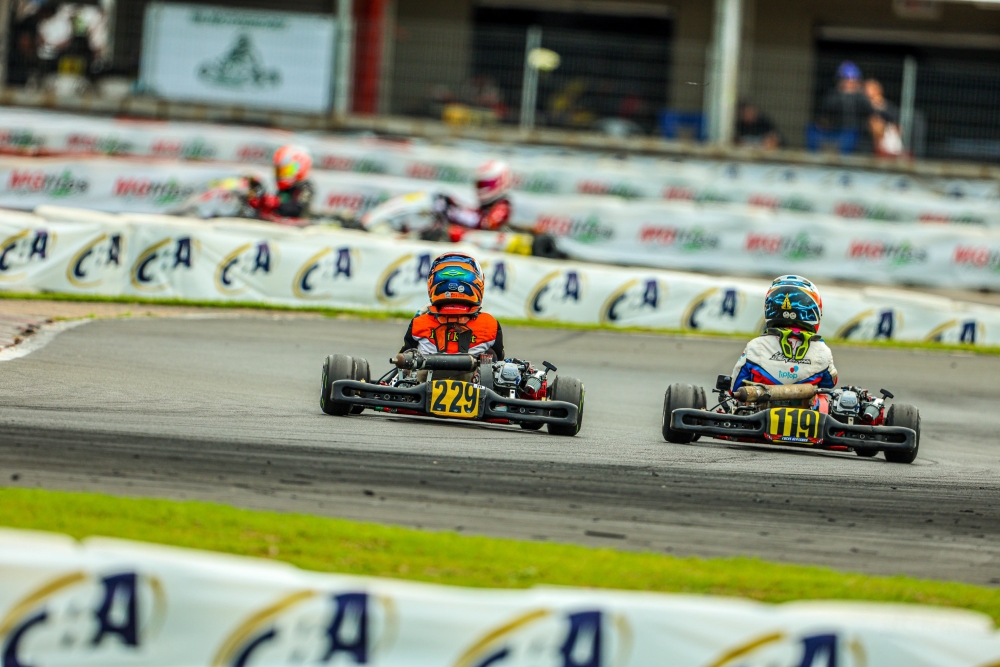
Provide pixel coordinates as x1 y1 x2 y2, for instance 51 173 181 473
428 380 481 419
766 407 822 443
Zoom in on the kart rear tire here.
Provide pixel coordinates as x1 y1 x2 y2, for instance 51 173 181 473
547 376 584 436
520 422 544 431
855 448 878 457
531 233 566 259
662 383 702 444
884 403 920 464
321 354 355 416
349 357 370 414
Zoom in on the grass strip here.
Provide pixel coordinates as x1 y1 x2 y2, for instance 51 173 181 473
1 290 998 356
1 488 998 621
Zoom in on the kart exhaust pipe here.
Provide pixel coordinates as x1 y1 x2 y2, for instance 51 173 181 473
395 352 477 372
735 383 818 403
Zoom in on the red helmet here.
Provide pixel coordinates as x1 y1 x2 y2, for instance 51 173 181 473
427 252 485 315
273 145 312 190
475 160 512 205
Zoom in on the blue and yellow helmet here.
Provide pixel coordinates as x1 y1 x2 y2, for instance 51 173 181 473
765 275 823 331
427 252 485 315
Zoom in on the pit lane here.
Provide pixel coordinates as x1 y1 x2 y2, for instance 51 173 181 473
1 314 998 584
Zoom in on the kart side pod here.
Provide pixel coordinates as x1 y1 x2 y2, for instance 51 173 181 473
734 383 817 403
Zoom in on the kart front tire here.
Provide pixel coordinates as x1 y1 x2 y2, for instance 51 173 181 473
321 354 355 416
350 357 370 414
662 383 703 444
547 376 584 436
884 403 920 464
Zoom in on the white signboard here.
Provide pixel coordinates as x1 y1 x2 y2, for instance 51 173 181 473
139 3 336 113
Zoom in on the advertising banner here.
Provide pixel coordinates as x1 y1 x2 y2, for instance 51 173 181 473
7 206 1000 346
139 4 337 113
2 528 1000 667
0 108 996 224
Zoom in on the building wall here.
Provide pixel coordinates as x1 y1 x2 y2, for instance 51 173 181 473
390 0 473 115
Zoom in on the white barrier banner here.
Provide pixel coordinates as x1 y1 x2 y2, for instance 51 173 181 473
3 157 1000 291
2 529 1000 667
2 206 999 346
0 108 996 224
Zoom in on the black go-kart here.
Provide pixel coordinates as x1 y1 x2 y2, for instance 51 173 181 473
662 375 920 463
320 350 584 436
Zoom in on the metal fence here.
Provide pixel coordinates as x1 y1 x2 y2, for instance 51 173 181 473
3 0 1000 163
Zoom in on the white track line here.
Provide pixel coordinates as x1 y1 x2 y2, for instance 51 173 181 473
0 319 91 362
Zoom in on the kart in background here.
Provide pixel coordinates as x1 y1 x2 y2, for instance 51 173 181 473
320 350 584 436
359 191 563 258
170 176 311 227
662 375 920 463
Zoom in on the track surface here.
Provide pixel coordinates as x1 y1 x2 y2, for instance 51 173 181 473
1 315 999 584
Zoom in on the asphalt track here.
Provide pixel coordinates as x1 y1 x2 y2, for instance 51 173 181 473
1 314 999 585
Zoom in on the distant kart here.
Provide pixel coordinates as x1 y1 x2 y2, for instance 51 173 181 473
360 191 563 258
320 351 584 436
662 375 920 463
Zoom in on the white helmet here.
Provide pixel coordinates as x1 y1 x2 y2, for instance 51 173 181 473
475 160 512 205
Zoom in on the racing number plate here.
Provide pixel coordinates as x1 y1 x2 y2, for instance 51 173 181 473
429 380 481 419
766 407 822 444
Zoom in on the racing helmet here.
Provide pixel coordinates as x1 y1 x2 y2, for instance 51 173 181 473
273 144 313 190
764 275 823 331
475 160 512 205
427 252 485 315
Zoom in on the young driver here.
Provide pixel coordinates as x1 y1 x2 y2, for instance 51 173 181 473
247 144 316 221
400 252 504 381
731 275 838 391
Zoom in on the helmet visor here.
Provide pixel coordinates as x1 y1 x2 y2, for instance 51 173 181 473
476 176 502 193
277 163 299 180
431 266 479 285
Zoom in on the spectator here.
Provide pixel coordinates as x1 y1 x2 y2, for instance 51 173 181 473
818 61 873 152
865 78 903 157
735 101 781 149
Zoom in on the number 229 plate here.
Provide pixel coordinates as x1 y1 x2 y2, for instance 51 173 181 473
765 407 823 444
429 380 481 419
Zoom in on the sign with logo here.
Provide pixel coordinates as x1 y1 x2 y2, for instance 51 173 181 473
140 4 337 113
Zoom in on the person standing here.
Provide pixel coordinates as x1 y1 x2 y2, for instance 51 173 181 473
818 61 873 153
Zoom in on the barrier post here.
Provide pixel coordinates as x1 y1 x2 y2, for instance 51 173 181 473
704 0 743 145
519 25 542 132
0 0 11 90
900 55 917 153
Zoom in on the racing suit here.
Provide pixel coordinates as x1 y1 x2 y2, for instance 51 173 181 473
247 180 315 220
731 328 838 392
401 310 505 381
433 194 512 231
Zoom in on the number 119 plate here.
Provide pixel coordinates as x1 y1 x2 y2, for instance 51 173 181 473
429 380 481 419
766 407 822 444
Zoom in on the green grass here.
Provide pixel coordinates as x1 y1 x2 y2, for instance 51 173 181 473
2 488 999 621
2 290 998 356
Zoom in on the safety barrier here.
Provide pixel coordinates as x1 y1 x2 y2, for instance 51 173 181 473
5 206 1000 345
0 107 996 223
2 158 1000 289
2 528 999 667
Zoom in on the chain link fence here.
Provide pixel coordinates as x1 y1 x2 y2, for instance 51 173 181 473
2 1 1000 163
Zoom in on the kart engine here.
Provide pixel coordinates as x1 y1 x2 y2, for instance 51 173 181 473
492 358 548 399
827 386 888 425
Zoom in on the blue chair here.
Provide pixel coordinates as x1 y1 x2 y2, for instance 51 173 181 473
806 124 858 154
660 110 705 141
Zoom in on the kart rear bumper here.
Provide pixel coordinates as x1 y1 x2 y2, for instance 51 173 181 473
670 408 916 453
330 380 579 427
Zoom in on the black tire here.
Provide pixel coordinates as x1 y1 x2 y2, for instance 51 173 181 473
884 403 920 464
546 376 584 436
531 233 566 259
661 383 702 443
349 357 370 414
321 354 355 416
856 448 878 458
520 422 544 431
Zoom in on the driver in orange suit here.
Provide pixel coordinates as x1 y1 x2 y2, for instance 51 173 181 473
400 253 504 380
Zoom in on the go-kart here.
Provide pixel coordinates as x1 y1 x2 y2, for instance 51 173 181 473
662 375 920 463
320 350 584 436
